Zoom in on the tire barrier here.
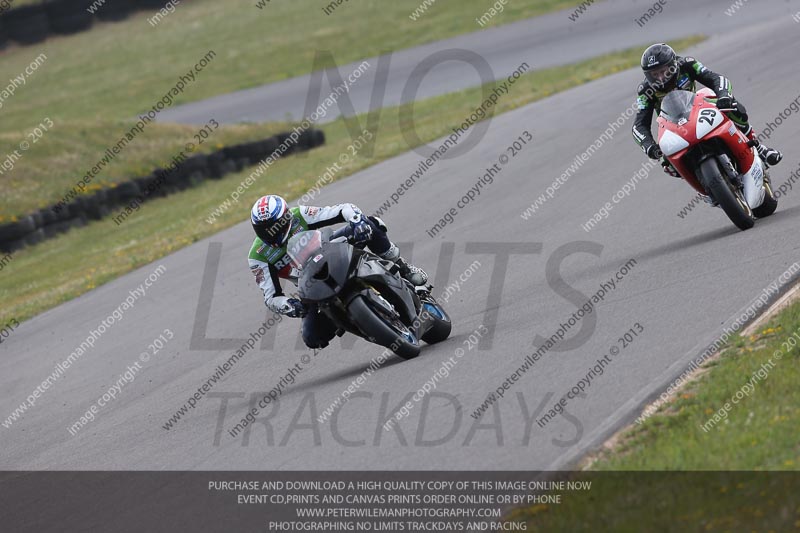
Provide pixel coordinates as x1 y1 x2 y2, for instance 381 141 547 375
0 0 176 47
0 17 8 50
308 129 326 149
0 129 326 253
94 0 134 22
5 4 50 45
46 0 94 35
132 0 167 8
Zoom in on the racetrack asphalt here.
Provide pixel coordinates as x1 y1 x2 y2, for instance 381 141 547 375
157 0 798 125
2 4 800 472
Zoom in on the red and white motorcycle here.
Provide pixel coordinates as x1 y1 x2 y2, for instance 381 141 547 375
657 88 777 230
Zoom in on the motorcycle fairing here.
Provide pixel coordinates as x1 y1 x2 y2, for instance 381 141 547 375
356 256 418 326
297 241 355 301
657 89 765 208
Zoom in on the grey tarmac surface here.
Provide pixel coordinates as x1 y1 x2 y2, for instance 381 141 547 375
157 0 798 125
2 9 800 471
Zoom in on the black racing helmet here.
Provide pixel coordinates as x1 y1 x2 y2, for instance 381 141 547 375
641 43 678 91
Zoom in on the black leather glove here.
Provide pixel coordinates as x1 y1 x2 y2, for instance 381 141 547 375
350 218 372 245
285 298 307 318
661 157 680 178
646 144 663 160
716 95 735 110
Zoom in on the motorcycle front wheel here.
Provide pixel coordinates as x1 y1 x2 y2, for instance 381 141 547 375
699 158 754 231
348 295 421 360
420 300 452 345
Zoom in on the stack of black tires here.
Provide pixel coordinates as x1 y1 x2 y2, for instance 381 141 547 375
0 129 327 253
0 0 173 48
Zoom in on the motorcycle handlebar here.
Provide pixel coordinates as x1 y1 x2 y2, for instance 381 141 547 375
330 225 354 243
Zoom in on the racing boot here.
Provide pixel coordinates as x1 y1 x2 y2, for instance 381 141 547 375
745 126 782 166
379 244 428 286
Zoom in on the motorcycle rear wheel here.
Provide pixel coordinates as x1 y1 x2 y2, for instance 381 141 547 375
699 158 754 231
348 295 421 360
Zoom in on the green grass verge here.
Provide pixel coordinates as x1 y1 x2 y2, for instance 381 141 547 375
0 0 580 132
0 121 301 220
0 0 587 217
0 36 704 325
513 299 800 531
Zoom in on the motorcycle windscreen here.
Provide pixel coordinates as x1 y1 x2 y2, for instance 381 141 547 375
659 90 695 124
286 230 324 270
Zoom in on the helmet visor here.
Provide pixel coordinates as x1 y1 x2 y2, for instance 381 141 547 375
645 62 677 88
254 211 293 245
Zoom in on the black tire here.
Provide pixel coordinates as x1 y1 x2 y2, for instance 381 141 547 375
0 215 36 243
5 5 50 45
136 173 169 198
115 181 142 202
207 151 226 179
348 295 420 360
0 237 26 253
276 133 298 155
31 210 44 229
309 129 326 148
38 207 57 227
698 158 754 231
24 228 45 246
132 0 166 7
43 219 74 238
238 139 275 165
222 143 251 162
66 198 89 222
420 301 452 344
0 17 9 50
84 190 111 220
94 0 133 21
255 137 279 161
752 176 778 219
46 0 94 34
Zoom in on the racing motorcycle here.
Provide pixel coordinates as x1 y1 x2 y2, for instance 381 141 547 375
286 227 451 359
658 88 777 230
